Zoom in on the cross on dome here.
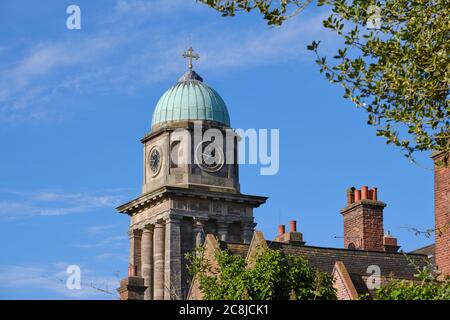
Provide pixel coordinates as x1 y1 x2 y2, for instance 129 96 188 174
182 47 200 70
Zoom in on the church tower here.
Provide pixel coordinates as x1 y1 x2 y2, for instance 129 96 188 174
117 48 267 300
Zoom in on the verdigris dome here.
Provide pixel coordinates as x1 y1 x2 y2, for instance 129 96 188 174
151 70 230 129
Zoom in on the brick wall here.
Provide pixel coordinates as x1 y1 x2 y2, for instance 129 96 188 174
332 261 358 300
433 151 450 278
334 271 353 300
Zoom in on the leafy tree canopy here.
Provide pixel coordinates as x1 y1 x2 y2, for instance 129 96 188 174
199 0 450 159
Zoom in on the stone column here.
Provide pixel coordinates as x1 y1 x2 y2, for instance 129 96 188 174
128 230 134 276
141 224 154 300
164 215 182 300
242 222 256 244
217 221 229 242
192 218 205 247
129 229 142 276
153 220 165 300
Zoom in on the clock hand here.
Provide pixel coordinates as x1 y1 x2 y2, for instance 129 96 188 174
202 153 214 159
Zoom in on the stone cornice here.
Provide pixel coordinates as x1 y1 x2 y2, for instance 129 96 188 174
116 186 268 215
140 120 234 144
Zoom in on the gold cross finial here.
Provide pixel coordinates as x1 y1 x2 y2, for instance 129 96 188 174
182 47 200 70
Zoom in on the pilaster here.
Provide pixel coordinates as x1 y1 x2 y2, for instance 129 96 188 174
153 220 165 300
164 215 182 300
129 229 142 276
141 224 154 300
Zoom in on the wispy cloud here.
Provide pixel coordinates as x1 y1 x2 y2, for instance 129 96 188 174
0 189 124 220
0 262 120 299
75 235 127 248
106 0 193 22
94 252 128 262
0 0 335 123
0 33 122 122
87 224 116 234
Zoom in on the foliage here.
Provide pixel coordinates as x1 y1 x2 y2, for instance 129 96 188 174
365 265 450 300
197 0 313 26
200 0 450 159
185 245 336 300
309 0 449 159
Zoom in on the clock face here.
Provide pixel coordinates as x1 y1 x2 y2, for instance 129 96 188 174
149 148 161 175
195 141 224 172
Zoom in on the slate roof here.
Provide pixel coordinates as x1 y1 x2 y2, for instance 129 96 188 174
221 242 250 258
269 242 428 278
410 243 435 262
221 240 431 296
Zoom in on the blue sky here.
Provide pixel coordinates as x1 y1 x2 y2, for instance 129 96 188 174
0 0 435 299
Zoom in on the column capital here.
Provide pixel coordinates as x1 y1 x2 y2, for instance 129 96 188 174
143 224 155 233
154 219 166 227
217 220 230 229
164 214 182 224
193 217 207 227
129 228 143 238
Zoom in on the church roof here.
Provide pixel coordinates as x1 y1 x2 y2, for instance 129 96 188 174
151 70 231 129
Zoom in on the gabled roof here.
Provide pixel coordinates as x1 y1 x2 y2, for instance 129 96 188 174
221 242 250 258
188 232 431 300
333 261 359 300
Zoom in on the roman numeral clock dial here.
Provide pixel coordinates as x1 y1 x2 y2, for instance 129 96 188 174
196 140 224 172
149 148 161 176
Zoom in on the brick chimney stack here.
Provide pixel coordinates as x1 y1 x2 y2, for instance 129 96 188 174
278 224 285 236
432 150 450 278
275 220 305 245
383 231 400 252
341 186 386 251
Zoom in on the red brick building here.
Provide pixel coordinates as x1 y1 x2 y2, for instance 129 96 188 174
188 178 448 300
187 152 450 299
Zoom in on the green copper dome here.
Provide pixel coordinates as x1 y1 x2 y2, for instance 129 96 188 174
151 70 231 129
